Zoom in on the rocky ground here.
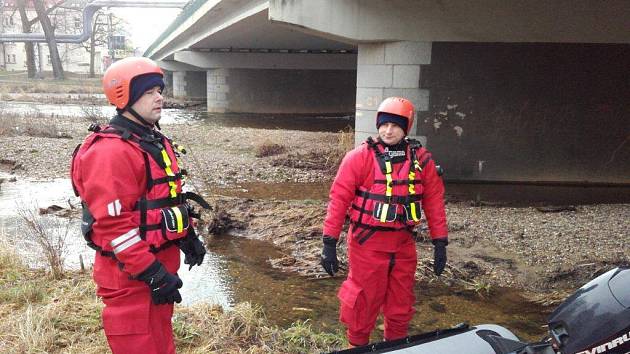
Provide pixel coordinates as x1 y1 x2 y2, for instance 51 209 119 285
1 111 628 305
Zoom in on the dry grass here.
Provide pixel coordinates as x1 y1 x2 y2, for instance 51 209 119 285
80 104 109 124
17 205 72 280
0 113 72 139
269 127 355 172
0 239 344 353
0 75 101 94
174 302 343 353
254 139 286 158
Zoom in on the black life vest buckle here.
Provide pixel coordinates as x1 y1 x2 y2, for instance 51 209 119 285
88 123 101 132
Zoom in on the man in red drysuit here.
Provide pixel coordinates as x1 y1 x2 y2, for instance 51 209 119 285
71 57 208 353
320 97 448 347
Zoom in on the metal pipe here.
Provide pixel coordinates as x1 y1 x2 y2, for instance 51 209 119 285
0 0 188 43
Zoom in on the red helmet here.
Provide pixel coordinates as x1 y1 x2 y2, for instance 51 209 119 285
102 57 163 109
377 97 415 132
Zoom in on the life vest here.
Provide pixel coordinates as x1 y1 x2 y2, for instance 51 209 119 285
349 137 434 245
71 123 210 259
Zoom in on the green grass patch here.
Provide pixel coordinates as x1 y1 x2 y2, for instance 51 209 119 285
0 281 47 304
0 241 346 353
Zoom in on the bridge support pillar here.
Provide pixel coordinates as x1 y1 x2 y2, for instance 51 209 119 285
172 71 207 100
205 67 356 114
354 41 431 146
206 68 230 113
162 71 173 97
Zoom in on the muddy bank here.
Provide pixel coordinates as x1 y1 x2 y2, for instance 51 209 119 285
200 196 629 300
1 113 628 303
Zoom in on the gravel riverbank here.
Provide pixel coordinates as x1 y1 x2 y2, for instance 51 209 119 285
1 113 628 303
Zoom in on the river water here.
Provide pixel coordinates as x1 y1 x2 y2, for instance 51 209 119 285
0 100 354 131
0 101 557 342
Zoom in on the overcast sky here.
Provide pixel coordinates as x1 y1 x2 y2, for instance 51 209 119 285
111 7 180 52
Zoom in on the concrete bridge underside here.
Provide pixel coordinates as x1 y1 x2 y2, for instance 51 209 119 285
146 0 630 183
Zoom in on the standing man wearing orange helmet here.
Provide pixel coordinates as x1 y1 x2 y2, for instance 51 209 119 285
321 97 448 346
71 57 209 353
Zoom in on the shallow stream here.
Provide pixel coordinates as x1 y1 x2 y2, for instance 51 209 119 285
0 175 552 342
0 101 567 342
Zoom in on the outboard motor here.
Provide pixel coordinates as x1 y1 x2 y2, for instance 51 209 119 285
547 267 630 354
329 267 630 354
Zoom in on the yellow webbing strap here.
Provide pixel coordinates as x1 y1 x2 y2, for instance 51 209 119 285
160 149 178 198
380 161 393 223
172 206 184 233
408 157 421 222
414 159 422 172
409 201 420 222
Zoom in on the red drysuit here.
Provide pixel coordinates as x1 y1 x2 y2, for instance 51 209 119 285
323 137 448 345
71 120 190 354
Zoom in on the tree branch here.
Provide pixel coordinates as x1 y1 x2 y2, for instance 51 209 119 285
28 0 67 27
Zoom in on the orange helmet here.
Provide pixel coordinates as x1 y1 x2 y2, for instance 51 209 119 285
377 97 415 133
102 57 164 109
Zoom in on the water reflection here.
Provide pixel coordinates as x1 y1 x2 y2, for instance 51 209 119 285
178 250 233 309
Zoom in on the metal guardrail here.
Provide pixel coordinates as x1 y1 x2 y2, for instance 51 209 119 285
0 0 188 43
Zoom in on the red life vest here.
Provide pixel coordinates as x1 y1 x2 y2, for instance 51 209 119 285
71 123 209 259
349 137 434 245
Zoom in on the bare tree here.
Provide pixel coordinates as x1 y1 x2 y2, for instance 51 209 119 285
13 0 65 78
16 0 38 79
81 10 124 78
32 0 64 80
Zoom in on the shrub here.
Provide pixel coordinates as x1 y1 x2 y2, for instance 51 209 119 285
17 204 71 279
254 140 286 158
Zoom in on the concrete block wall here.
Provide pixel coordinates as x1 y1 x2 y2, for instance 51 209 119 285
206 69 230 113
162 71 174 97
415 42 630 183
355 41 432 146
172 71 207 100
184 71 207 100
172 71 186 98
206 68 356 114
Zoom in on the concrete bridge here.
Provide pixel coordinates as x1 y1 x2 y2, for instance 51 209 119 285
145 0 630 184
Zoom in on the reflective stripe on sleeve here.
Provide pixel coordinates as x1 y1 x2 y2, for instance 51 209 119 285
110 228 142 254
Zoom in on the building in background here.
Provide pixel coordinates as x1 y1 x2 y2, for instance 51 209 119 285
0 0 110 75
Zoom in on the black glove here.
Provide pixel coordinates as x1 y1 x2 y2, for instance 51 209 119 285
178 228 206 270
137 260 183 305
320 235 339 276
432 239 448 276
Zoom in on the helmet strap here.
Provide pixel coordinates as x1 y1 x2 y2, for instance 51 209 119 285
124 106 160 130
